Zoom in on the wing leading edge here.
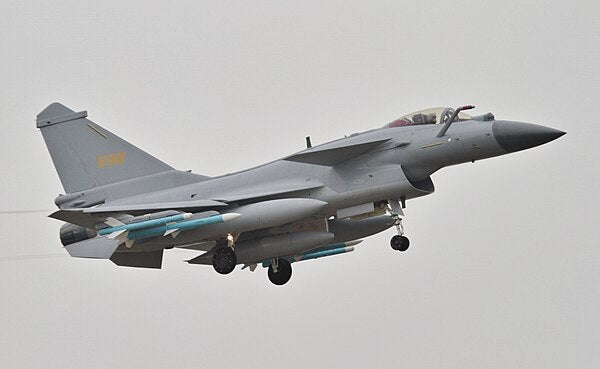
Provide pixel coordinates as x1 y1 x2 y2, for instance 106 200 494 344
284 139 391 166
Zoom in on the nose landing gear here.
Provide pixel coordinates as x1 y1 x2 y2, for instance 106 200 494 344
388 199 410 252
391 234 410 251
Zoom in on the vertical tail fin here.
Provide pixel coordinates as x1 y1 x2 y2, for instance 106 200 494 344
37 102 174 194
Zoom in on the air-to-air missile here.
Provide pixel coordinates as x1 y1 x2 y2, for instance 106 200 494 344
126 213 241 240
98 212 241 242
65 212 241 257
98 212 194 236
294 246 355 262
261 240 363 267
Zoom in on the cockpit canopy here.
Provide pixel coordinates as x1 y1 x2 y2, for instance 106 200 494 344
384 107 473 129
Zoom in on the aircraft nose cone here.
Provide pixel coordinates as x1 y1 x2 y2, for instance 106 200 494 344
492 121 566 153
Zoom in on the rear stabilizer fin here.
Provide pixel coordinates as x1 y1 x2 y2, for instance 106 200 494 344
37 102 174 194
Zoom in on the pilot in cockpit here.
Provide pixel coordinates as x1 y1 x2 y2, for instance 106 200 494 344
411 113 437 125
384 107 474 129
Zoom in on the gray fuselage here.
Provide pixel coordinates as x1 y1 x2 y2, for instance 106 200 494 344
75 118 541 249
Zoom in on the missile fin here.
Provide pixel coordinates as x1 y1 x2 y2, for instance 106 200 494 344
164 228 180 237
107 229 128 240
104 217 125 227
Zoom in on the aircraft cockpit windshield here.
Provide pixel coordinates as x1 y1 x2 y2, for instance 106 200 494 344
384 107 473 129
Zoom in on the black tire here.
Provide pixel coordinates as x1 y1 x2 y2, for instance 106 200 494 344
391 235 400 250
390 235 410 252
268 259 292 285
212 247 237 274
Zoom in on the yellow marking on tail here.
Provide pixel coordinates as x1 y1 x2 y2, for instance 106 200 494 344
97 152 125 168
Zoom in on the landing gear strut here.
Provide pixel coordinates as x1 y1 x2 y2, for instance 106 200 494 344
212 247 237 274
268 258 292 285
388 199 410 252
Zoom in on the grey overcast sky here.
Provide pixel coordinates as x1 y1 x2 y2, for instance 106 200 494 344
0 1 598 368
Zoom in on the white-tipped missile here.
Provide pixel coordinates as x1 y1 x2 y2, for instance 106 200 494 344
343 239 363 247
98 212 193 236
127 213 241 240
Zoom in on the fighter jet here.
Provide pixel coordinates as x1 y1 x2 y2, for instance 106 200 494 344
37 103 565 285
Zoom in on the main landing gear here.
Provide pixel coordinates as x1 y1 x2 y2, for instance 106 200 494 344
212 247 237 274
388 199 410 252
212 234 237 274
268 258 292 286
